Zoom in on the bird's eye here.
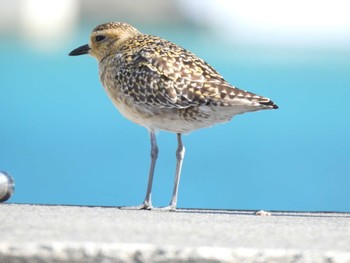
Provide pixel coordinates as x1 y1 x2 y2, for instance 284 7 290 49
95 35 106 42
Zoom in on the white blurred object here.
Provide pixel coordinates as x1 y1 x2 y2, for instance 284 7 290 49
0 0 19 33
19 0 80 51
179 0 350 48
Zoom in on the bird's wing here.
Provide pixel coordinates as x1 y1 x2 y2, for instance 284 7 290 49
115 36 275 109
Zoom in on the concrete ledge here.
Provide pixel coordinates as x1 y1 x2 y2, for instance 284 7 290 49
1 204 349 263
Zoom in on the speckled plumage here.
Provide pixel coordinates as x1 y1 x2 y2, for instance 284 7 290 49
69 22 278 210
90 23 278 133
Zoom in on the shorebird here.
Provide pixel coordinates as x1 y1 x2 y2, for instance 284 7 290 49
69 22 278 211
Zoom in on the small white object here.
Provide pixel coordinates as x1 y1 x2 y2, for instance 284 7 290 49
0 171 15 202
255 210 272 216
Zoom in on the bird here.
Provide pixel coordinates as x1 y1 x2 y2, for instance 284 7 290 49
69 22 278 211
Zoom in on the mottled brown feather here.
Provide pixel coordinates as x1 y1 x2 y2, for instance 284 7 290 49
112 34 278 109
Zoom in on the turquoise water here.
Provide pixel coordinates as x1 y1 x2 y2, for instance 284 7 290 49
1 26 350 211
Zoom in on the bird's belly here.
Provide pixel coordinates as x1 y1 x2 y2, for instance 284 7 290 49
101 78 258 134
111 95 235 133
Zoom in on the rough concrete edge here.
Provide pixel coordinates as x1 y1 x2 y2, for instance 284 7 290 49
1 242 350 263
4 204 350 218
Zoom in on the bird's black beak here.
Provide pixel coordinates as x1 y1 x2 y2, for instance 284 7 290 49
69 44 91 56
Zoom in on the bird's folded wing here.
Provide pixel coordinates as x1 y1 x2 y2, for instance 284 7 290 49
115 37 274 109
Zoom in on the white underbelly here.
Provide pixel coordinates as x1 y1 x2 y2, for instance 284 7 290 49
102 77 261 133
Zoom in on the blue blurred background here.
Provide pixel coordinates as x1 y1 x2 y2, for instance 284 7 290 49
1 0 350 211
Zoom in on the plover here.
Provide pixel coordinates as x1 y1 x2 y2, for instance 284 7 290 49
69 22 278 210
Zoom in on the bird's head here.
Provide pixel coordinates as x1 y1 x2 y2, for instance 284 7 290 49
69 22 141 61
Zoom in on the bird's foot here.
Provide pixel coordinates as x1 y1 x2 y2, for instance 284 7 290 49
120 203 176 211
120 202 153 210
152 204 177 212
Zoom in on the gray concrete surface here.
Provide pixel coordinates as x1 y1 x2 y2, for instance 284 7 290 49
0 204 349 263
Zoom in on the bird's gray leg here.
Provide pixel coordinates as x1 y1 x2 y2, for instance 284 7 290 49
121 130 158 210
142 130 158 209
159 133 185 211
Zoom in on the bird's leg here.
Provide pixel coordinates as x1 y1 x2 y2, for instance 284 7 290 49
121 130 158 210
142 130 158 209
159 133 185 211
